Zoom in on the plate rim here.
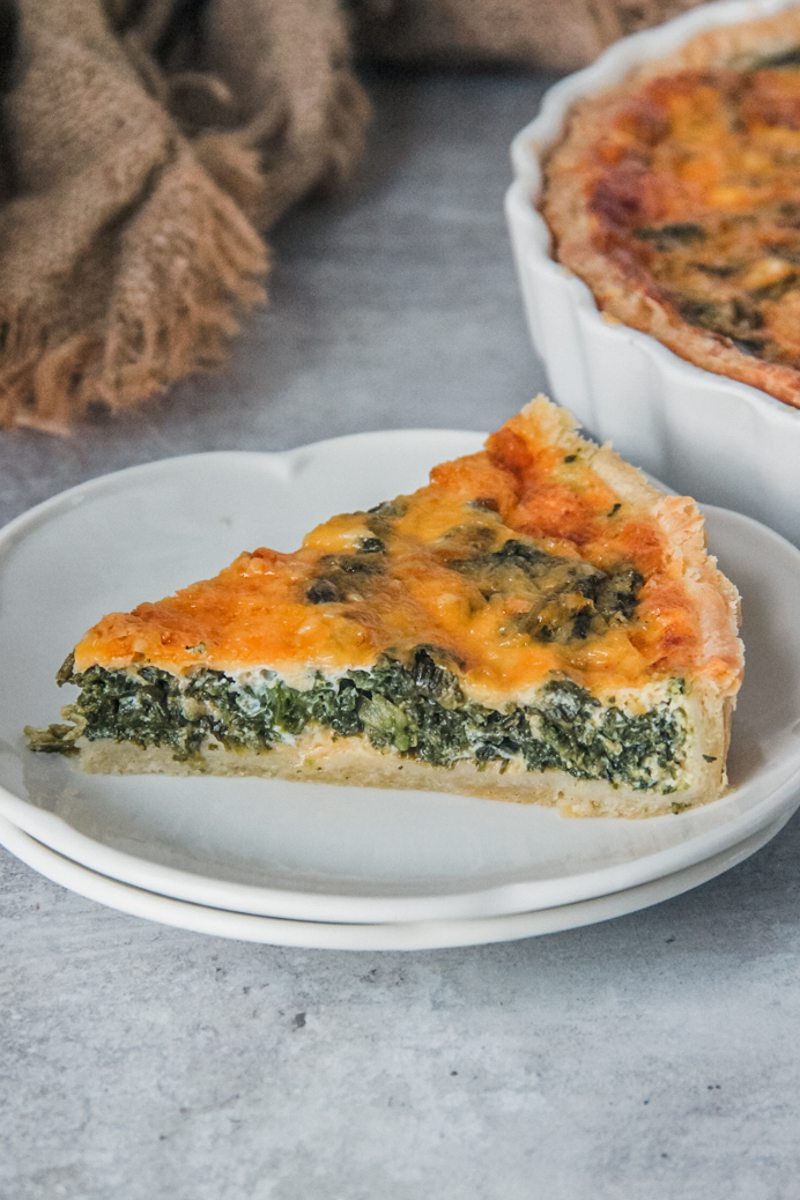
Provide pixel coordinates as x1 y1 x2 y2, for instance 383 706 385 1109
0 429 486 543
2 437 800 923
0 810 792 950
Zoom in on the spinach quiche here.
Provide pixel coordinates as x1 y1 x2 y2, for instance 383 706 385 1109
544 9 800 409
28 398 743 818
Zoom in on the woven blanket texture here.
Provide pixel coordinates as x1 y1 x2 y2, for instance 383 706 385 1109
0 0 700 430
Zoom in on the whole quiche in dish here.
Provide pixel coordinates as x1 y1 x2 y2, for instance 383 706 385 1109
543 8 800 409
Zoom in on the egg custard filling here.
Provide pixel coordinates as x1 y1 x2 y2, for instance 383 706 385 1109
28 398 743 818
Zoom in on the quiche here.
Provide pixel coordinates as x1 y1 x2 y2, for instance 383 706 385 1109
28 398 743 818
544 9 800 409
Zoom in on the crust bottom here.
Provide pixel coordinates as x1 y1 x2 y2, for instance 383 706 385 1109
75 696 732 819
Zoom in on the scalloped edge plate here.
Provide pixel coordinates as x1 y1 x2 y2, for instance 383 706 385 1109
1 433 800 924
0 811 792 949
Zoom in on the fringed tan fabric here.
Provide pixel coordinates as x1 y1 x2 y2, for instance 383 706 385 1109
0 0 701 431
354 0 703 73
0 0 369 430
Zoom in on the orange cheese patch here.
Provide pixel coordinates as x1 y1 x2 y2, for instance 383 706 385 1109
74 402 712 698
585 62 800 370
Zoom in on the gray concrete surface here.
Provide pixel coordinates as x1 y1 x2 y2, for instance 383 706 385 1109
2 71 799 1200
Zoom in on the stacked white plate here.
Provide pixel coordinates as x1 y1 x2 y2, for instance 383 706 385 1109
2 432 800 949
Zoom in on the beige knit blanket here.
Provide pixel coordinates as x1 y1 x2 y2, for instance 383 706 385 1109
0 0 699 430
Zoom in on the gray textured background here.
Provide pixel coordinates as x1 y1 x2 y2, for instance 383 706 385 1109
2 73 799 1200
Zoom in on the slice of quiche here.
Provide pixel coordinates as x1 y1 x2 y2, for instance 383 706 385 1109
28 398 743 818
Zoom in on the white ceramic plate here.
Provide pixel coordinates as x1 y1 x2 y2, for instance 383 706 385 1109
506 0 800 545
0 811 792 950
1 434 800 924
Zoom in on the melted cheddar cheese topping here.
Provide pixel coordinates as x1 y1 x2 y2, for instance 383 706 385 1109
585 54 800 373
74 400 735 700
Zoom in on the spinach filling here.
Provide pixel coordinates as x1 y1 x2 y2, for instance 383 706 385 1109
29 650 688 793
302 527 646 648
633 222 707 250
449 539 643 644
749 46 800 70
305 552 384 605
